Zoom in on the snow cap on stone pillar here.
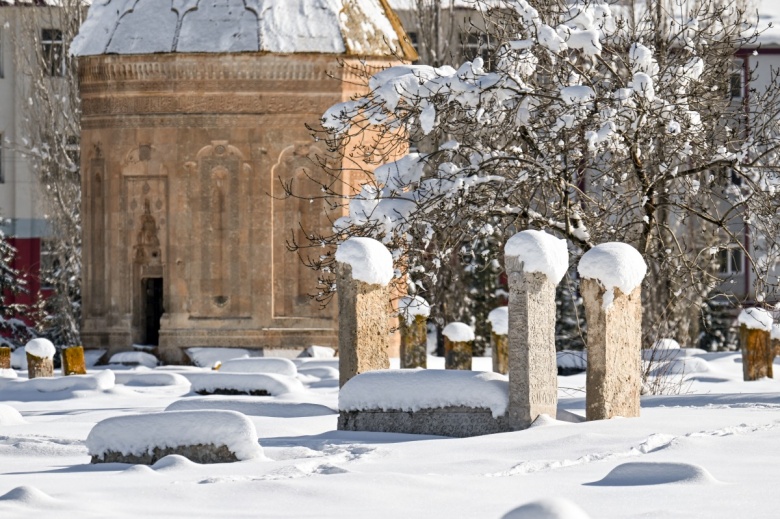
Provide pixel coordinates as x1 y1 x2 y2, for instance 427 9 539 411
335 237 394 286
398 295 430 324
738 307 773 332
577 242 647 309
504 230 569 284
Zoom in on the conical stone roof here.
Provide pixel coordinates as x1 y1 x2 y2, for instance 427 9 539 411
72 0 416 59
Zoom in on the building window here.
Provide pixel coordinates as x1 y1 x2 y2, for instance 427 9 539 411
41 29 64 77
65 135 79 171
729 59 744 99
406 31 419 52
718 246 743 275
39 239 58 289
462 33 494 70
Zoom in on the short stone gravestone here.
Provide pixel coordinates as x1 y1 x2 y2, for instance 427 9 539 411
61 346 87 376
488 306 509 374
443 322 474 370
738 307 774 381
399 295 430 369
0 347 10 369
25 338 56 379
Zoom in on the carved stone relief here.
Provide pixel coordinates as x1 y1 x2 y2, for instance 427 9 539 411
271 142 332 319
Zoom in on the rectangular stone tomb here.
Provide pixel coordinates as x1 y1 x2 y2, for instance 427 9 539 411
337 369 516 437
185 373 303 397
338 407 512 438
86 410 263 465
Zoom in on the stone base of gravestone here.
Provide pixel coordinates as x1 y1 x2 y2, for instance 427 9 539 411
400 315 427 369
27 354 54 379
337 263 390 387
741 325 773 381
0 347 10 369
492 333 508 375
445 338 472 370
581 278 642 420
92 443 239 465
338 407 512 438
507 267 558 428
62 346 87 376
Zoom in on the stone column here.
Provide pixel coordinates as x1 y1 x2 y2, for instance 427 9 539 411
506 262 558 426
443 322 474 370
739 308 774 381
0 347 10 369
488 307 508 374
504 230 568 429
399 295 429 369
336 262 391 387
578 242 647 421
27 353 54 379
25 338 56 379
62 346 87 376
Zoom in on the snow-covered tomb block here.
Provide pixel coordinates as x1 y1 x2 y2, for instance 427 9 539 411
219 357 297 377
187 373 304 396
338 370 513 437
87 410 263 465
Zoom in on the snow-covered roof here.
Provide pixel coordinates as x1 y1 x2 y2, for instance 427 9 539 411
71 0 417 59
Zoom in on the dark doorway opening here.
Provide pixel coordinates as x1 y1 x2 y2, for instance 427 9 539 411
142 277 163 345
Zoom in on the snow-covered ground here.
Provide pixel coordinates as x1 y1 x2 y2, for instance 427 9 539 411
2 352 780 518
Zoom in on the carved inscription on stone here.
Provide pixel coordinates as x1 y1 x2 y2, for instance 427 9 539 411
187 141 251 319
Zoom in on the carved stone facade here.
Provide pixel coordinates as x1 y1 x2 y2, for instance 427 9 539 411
79 53 396 362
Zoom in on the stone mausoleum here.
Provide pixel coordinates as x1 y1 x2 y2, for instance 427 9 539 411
72 0 415 363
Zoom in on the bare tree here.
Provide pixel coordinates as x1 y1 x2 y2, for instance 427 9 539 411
293 0 780 356
13 1 85 345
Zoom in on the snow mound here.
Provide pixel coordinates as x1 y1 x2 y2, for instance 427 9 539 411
647 356 711 377
773 324 780 341
399 295 431 324
166 397 337 417
113 372 190 387
121 465 158 475
86 410 263 462
488 306 509 336
151 454 199 471
335 237 394 286
577 242 647 309
642 347 707 361
219 357 297 377
293 358 339 370
187 373 304 396
0 486 58 506
108 351 158 368
501 498 591 519
10 348 27 370
297 345 336 358
298 366 339 380
505 230 569 284
442 322 475 342
186 348 252 367
1 370 116 393
557 350 587 371
0 368 17 379
653 338 681 349
339 369 509 418
738 307 773 332
0 403 25 425
589 462 719 486
25 338 55 360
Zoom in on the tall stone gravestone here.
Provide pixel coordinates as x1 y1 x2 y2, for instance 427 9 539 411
335 238 394 387
578 243 646 420
505 230 568 429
